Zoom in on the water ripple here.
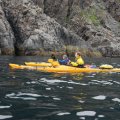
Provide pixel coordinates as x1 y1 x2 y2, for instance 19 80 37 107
90 80 113 85
0 106 11 109
40 78 67 84
53 98 61 101
112 98 120 102
76 111 96 116
0 115 12 119
57 112 71 116
5 92 41 100
92 95 106 100
98 115 104 118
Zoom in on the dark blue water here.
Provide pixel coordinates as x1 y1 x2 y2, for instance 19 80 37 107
0 56 120 120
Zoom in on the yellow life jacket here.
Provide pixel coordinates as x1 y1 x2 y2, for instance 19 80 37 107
71 56 84 67
70 62 78 67
48 59 60 67
51 61 60 67
76 56 84 65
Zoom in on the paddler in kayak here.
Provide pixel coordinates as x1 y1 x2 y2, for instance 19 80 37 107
51 54 57 61
70 52 85 68
48 54 70 66
58 54 70 65
48 54 60 67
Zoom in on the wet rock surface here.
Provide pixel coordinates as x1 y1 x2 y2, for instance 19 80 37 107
0 0 119 57
0 4 15 55
1 0 87 55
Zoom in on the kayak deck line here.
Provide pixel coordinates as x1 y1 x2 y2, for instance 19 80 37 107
25 62 52 67
9 63 120 73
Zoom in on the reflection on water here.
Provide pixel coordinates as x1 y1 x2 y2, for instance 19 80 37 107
0 56 120 120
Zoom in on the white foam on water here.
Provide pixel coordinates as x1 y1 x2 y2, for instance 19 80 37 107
26 81 37 84
78 100 85 103
26 82 30 84
46 88 51 90
0 106 11 109
110 107 114 110
0 115 12 119
61 77 67 79
86 75 95 78
17 92 41 97
113 81 120 85
12 76 16 79
89 82 99 85
91 80 113 85
7 96 37 100
67 87 73 89
40 78 67 84
5 93 15 97
44 95 49 98
112 98 120 102
68 81 88 86
53 98 61 101
91 80 98 82
57 112 71 116
76 111 96 116
92 73 96 76
92 95 106 100
19 97 37 100
41 78 88 86
98 115 104 118
95 118 98 120
6 92 40 100
79 117 85 120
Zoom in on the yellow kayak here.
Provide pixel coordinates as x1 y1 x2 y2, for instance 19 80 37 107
25 62 52 67
9 63 120 73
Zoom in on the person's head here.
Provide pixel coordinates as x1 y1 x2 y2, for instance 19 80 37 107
75 52 81 58
51 54 56 60
63 54 68 60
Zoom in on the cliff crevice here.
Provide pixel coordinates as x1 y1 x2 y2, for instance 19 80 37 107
0 0 120 57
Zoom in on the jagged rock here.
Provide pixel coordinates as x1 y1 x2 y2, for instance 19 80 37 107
0 0 119 57
0 5 15 55
41 0 120 57
103 0 120 22
2 0 89 56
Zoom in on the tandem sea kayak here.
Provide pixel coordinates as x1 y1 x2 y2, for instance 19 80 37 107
9 63 120 73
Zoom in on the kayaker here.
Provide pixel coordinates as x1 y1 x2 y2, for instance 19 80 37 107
70 52 85 68
51 54 57 61
58 54 70 65
48 54 60 67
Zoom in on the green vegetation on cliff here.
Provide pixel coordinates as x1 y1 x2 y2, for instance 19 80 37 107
80 8 100 26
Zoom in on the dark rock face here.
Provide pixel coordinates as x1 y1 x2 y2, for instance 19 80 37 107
41 0 120 57
0 0 119 57
2 0 88 56
103 0 120 22
0 5 15 55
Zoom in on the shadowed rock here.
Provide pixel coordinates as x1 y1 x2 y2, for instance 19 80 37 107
0 4 15 55
0 0 119 57
2 0 89 56
40 0 120 57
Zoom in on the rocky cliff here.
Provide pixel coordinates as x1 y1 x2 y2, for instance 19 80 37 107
0 4 15 55
0 0 120 57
